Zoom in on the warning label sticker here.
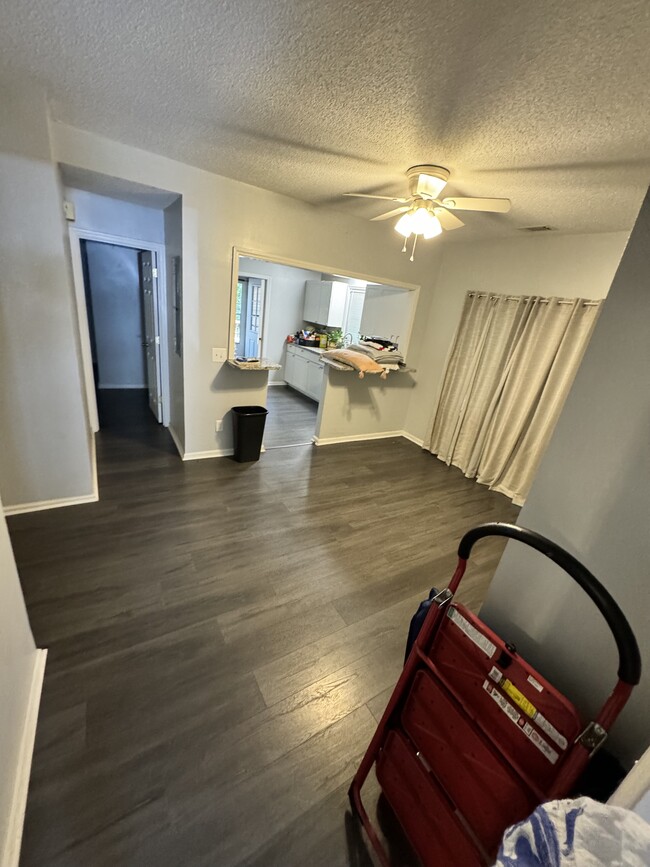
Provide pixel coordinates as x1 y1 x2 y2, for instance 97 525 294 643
485 667 568 751
482 680 559 764
533 713 568 751
502 679 538 719
447 608 496 658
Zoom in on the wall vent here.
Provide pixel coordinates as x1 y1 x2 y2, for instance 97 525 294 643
519 225 555 232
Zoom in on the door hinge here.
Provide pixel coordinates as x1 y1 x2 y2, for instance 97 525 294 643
155 335 161 345
152 267 158 278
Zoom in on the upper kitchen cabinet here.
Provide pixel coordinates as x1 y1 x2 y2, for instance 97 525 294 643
303 280 347 327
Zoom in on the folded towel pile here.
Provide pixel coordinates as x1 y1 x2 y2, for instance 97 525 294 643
349 343 405 365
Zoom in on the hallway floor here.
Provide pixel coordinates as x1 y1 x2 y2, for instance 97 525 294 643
9 392 518 867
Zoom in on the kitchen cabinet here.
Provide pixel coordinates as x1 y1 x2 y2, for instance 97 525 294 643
285 344 325 402
303 280 347 327
306 357 324 400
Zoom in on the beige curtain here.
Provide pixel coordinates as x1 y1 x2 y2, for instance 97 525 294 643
428 292 602 505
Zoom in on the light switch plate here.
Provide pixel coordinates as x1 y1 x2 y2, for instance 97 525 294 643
212 347 227 363
215 419 223 432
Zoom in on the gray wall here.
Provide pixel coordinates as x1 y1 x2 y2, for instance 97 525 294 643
85 241 147 388
0 484 39 860
64 187 165 243
481 192 649 767
0 82 93 510
52 122 436 457
164 197 185 445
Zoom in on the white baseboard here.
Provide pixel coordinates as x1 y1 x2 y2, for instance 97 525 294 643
182 448 234 461
313 430 404 446
3 492 98 517
182 445 266 461
2 649 47 867
168 425 185 459
400 430 425 448
267 381 286 387
313 430 426 448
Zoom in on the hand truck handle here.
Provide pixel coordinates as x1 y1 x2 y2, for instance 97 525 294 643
458 522 641 686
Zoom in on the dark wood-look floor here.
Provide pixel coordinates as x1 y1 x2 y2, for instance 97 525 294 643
263 384 318 448
9 390 518 867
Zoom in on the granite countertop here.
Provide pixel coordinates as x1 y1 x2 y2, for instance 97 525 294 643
290 344 326 355
226 358 281 371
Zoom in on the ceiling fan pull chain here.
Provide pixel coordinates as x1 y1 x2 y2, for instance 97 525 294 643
410 234 418 262
401 236 408 253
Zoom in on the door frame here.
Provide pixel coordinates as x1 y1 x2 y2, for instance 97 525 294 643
237 271 271 359
68 228 170 431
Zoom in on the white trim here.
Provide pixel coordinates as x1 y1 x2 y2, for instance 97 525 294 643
3 493 98 516
267 380 287 387
313 430 425 448
182 445 266 461
168 425 185 459
313 430 405 446
183 448 234 460
68 227 170 431
89 430 98 502
236 271 272 361
400 430 425 448
1 649 47 867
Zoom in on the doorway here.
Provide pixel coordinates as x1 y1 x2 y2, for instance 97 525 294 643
234 276 266 359
79 238 166 428
70 228 170 433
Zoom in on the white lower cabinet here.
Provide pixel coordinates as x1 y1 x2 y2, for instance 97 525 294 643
285 345 324 402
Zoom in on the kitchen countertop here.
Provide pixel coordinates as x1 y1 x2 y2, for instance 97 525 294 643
289 343 326 355
227 358 281 371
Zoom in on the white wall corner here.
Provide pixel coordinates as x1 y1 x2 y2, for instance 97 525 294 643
167 425 185 459
1 649 47 867
400 430 425 448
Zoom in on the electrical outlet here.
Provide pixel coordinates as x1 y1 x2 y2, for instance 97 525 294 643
215 419 223 432
212 347 227 363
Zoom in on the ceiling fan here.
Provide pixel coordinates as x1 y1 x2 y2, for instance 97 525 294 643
344 165 511 260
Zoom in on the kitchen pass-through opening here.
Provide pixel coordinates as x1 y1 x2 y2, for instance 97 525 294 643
231 249 420 450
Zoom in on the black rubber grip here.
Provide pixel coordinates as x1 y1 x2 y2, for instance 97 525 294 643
458 522 641 686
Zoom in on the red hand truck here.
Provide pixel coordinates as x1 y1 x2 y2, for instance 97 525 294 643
349 522 641 866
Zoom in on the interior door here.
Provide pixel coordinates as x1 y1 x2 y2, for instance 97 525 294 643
244 277 264 358
138 251 162 422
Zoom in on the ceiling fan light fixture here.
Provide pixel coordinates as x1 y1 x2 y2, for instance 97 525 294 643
407 165 450 199
410 204 435 235
422 214 443 239
394 211 414 237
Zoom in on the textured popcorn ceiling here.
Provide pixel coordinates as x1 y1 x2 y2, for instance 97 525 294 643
2 0 650 238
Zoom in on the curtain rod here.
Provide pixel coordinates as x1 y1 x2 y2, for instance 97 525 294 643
467 292 600 307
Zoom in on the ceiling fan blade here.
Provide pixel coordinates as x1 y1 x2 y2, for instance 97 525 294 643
343 193 409 203
371 206 410 222
434 207 465 230
440 196 511 213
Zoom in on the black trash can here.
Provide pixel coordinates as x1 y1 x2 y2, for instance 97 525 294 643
231 406 268 462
